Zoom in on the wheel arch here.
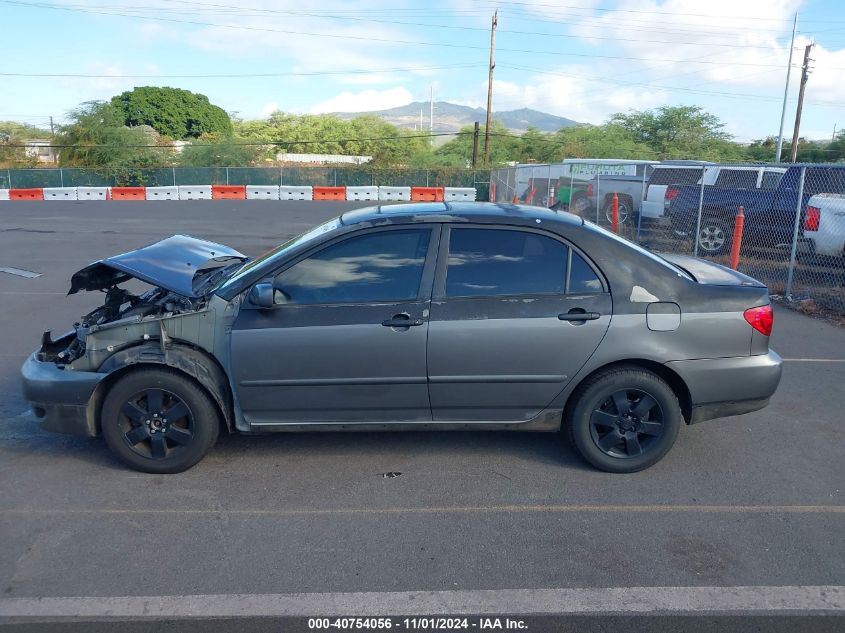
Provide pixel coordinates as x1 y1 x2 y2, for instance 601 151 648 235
90 341 235 435
564 359 693 424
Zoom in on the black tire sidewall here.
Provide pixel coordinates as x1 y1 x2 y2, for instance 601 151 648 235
567 368 681 473
101 368 220 474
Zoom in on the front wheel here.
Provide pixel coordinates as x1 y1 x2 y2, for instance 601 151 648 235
566 366 681 473
101 368 220 473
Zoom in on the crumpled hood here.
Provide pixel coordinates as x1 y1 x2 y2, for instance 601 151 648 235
69 235 247 298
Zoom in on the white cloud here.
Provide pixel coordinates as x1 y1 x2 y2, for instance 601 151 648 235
310 87 414 114
260 102 280 117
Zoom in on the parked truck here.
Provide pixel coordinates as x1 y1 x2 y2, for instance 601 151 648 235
800 193 845 263
667 165 845 255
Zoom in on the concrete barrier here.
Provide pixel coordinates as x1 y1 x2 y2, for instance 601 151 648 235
411 186 444 202
444 187 477 202
279 186 313 201
145 186 178 201
43 187 78 201
378 186 411 201
212 185 246 200
9 188 44 200
246 186 280 200
77 187 110 200
313 186 346 201
0 189 10 201
111 187 145 201
346 186 378 201
178 185 212 200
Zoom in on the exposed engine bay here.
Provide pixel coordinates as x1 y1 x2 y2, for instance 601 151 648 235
39 283 204 365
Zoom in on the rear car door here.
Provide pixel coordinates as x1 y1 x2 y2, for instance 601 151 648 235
230 225 438 426
426 225 611 423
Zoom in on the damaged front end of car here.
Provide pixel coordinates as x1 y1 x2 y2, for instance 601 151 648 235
37 235 246 370
22 235 247 436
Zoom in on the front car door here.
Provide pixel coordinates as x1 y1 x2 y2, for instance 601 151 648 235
427 225 611 423
229 225 438 426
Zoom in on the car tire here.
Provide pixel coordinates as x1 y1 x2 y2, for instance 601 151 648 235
602 195 633 225
566 366 681 473
100 367 220 474
569 192 590 216
696 216 731 255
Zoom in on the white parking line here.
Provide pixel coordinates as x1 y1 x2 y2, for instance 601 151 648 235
0 586 842 617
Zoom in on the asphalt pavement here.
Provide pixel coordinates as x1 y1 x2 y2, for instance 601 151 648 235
0 201 843 623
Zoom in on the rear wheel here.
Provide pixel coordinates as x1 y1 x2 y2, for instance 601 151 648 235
566 366 681 473
696 216 731 255
602 195 633 225
101 368 220 474
569 192 590 216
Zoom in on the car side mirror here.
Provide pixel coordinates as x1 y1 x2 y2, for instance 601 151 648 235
248 282 274 308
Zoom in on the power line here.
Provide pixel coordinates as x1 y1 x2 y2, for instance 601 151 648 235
0 1 799 68
0 63 485 79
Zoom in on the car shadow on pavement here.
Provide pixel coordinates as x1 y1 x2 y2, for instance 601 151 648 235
0 411 594 473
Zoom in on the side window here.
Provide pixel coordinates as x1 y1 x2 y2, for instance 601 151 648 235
569 252 603 293
273 229 430 304
445 228 568 297
714 170 758 189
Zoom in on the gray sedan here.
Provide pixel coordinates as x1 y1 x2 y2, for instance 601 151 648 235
21 202 782 473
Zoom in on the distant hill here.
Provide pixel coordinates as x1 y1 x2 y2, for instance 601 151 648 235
331 101 580 133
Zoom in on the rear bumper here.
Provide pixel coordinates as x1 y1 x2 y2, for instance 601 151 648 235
665 350 782 424
20 352 107 437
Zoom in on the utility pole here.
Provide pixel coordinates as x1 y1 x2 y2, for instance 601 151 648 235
789 42 814 163
471 122 480 168
482 10 497 165
775 12 798 162
49 116 54 135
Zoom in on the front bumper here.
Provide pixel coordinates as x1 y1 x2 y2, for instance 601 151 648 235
665 350 783 424
20 352 108 436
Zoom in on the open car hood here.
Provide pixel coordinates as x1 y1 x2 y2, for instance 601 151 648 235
69 235 247 298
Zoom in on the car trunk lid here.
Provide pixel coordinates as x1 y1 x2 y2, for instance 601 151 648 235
658 253 766 288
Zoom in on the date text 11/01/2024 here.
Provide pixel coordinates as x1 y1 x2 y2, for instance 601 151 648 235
307 617 528 630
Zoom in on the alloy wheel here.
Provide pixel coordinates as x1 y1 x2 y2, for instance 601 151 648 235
698 224 726 253
118 388 195 460
588 388 665 458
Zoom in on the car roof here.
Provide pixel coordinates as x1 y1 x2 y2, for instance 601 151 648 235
339 201 584 228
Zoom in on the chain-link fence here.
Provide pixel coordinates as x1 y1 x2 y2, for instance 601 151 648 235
0 167 491 198
493 160 845 319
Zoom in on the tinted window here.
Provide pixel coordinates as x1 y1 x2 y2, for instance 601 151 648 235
273 229 430 304
569 252 603 293
648 168 703 187
714 170 759 189
446 229 567 297
804 168 845 195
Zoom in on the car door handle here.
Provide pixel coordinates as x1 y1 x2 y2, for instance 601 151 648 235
382 314 424 327
558 310 601 321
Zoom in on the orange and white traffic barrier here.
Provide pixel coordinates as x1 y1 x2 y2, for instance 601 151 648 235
212 185 246 200
313 186 346 201
111 187 145 200
411 186 444 202
9 188 44 200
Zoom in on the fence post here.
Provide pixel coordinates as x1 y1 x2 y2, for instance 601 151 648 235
172 167 176 187
59 168 64 188
636 169 646 241
226 167 229 185
334 169 337 187
569 167 575 212
596 173 601 224
280 167 283 186
693 165 707 257
547 163 552 207
7 169 12 189
785 166 807 299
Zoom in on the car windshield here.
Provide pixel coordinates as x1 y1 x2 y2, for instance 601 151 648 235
218 217 343 288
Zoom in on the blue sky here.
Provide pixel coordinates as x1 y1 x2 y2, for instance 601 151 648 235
3 0 845 142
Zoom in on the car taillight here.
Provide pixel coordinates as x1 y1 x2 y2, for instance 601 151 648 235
804 206 820 231
665 187 680 201
586 183 593 196
744 304 773 337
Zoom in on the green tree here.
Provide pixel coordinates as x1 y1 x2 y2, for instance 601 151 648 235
435 120 522 167
0 121 51 167
56 101 171 167
178 133 261 167
609 105 732 159
111 87 232 140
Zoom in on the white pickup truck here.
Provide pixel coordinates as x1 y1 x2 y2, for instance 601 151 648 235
801 193 845 260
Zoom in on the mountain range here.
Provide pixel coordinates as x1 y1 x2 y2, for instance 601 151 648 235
332 101 581 133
